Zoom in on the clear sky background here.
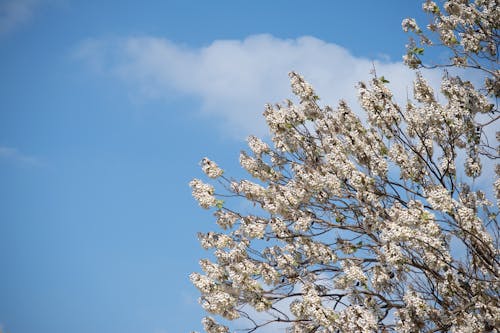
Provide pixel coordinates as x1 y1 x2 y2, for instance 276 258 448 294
0 1 431 332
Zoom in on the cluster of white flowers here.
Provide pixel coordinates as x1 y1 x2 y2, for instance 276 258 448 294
450 312 484 333
370 265 392 292
289 71 316 102
389 142 428 182
383 201 450 271
358 78 401 137
197 232 234 250
495 176 500 207
191 272 216 294
288 284 339 330
247 135 270 156
231 179 266 201
409 0 499 90
464 156 482 177
401 18 421 33
201 316 229 333
201 157 224 178
426 185 454 212
403 290 429 318
395 290 430 332
241 216 266 239
189 179 217 209
239 152 279 181
214 210 239 230
299 237 337 265
189 1 499 331
337 305 378 333
294 215 312 232
338 260 367 287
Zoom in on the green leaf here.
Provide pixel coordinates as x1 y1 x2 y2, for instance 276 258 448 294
215 199 224 209
380 76 390 84
414 47 425 55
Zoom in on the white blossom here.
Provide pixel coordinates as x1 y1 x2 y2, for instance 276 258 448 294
190 179 217 209
402 18 420 32
202 317 229 333
201 158 224 178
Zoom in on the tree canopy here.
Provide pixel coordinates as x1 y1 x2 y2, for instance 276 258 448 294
190 1 499 332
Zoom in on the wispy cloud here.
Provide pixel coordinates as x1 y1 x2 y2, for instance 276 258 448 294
75 34 442 138
0 145 40 166
0 0 43 36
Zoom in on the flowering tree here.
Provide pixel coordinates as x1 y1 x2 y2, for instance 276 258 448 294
189 1 499 332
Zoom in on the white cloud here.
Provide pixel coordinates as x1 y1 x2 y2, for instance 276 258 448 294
0 145 40 166
75 34 442 138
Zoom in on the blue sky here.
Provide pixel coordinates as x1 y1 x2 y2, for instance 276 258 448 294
0 1 429 332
